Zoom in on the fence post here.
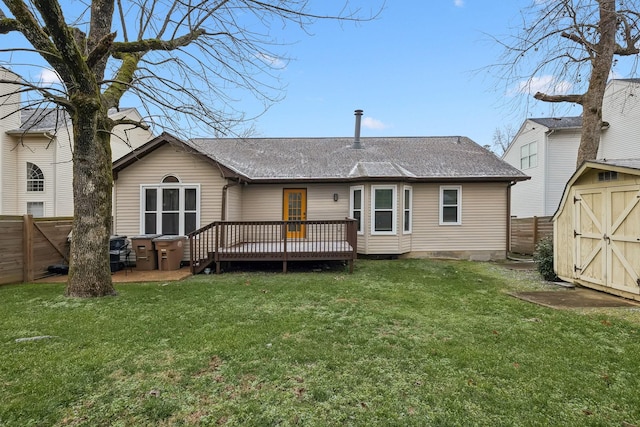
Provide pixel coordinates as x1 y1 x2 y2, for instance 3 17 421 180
532 216 539 250
23 214 34 283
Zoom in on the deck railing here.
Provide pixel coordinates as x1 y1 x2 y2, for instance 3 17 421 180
188 219 357 274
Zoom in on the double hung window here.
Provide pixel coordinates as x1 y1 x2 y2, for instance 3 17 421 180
350 186 364 234
520 142 538 169
403 186 412 233
440 186 461 225
371 186 396 234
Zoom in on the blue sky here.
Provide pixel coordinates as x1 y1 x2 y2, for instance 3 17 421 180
244 0 544 145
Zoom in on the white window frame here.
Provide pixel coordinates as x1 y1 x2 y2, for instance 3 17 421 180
403 185 412 234
439 185 462 226
26 162 45 192
520 142 538 170
371 185 397 235
27 201 45 218
140 183 200 235
350 185 364 235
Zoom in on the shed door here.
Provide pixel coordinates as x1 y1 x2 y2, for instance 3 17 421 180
574 185 640 295
573 188 606 287
606 186 640 294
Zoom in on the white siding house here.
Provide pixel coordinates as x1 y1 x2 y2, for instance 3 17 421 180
504 78 640 219
0 68 153 217
503 117 581 217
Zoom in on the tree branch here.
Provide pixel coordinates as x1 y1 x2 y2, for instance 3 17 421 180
0 15 21 33
534 92 584 104
111 29 207 54
87 31 116 69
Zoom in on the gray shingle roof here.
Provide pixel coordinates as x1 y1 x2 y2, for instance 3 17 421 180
19 108 69 132
186 136 528 181
13 107 136 133
591 158 640 170
529 116 582 130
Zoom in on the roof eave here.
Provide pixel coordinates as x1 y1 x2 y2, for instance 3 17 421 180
240 175 530 184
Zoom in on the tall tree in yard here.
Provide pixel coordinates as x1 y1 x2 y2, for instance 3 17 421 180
497 0 640 168
0 0 375 297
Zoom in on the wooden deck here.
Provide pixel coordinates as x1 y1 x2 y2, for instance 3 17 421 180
188 220 358 274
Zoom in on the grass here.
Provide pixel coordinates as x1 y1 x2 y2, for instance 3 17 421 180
1 259 640 426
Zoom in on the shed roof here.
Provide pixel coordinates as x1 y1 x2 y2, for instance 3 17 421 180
553 159 640 220
589 158 640 170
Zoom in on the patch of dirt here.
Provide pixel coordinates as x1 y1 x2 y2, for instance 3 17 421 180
510 289 640 309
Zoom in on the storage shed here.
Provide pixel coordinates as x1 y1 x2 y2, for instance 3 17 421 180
554 160 640 301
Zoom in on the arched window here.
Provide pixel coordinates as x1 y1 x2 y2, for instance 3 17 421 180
162 175 180 183
27 162 44 192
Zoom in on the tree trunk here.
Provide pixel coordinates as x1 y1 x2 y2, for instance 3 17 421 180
66 104 116 297
575 0 617 168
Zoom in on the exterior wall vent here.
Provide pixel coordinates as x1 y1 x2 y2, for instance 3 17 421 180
598 171 618 182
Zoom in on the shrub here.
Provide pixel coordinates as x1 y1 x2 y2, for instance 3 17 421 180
533 236 558 281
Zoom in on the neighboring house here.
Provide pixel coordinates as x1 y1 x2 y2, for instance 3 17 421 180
503 78 640 218
503 117 582 218
112 128 528 264
554 159 640 301
0 67 153 217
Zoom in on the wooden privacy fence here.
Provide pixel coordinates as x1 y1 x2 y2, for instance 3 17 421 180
0 215 72 285
510 216 553 255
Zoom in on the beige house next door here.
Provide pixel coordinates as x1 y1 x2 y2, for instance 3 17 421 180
283 188 306 239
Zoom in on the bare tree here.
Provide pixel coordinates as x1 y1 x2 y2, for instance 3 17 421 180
490 124 517 157
0 0 378 297
495 0 640 168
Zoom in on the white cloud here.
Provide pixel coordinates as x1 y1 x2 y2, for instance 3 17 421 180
454 0 464 6
362 116 387 130
509 75 573 96
39 69 62 85
256 53 286 69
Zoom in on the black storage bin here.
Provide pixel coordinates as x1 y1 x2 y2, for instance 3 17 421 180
109 236 128 272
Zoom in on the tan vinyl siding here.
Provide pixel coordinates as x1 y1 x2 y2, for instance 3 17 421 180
114 144 227 261
242 183 350 221
226 184 243 221
410 182 508 257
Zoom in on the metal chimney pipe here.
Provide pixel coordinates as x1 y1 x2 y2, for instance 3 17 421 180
353 109 363 149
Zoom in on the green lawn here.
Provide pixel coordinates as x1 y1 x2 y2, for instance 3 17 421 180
1 259 639 426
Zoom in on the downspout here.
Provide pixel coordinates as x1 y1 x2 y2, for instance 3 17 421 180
221 180 241 221
543 129 554 216
506 181 516 255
